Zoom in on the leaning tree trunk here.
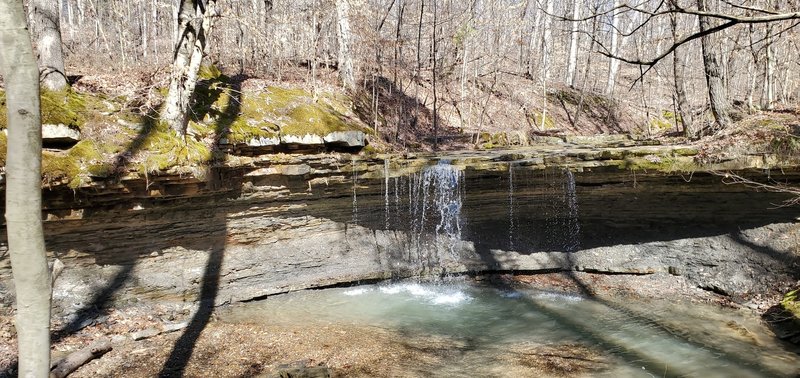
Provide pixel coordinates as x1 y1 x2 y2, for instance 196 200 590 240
31 0 69 90
0 1 51 377
697 0 731 129
335 0 355 91
161 0 218 136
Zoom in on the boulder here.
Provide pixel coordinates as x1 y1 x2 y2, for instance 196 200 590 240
323 130 366 148
42 123 81 145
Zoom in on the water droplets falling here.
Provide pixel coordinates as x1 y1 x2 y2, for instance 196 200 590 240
351 156 358 225
384 159 390 229
563 169 581 252
388 159 467 271
508 163 515 251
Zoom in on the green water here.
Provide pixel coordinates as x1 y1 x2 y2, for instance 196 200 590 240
220 281 799 377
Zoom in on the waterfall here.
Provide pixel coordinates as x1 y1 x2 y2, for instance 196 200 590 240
564 169 581 252
351 157 358 225
508 163 515 251
408 160 465 265
384 159 390 229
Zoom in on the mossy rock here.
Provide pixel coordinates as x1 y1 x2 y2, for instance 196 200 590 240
189 79 360 145
782 289 800 319
134 126 212 174
42 140 104 188
649 116 675 133
0 89 102 131
619 155 697 172
281 102 353 137
198 64 224 81
0 132 6 166
530 111 556 130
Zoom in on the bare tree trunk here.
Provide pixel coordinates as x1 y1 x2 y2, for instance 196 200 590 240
32 0 69 90
141 2 148 59
697 0 731 129
0 1 51 377
413 0 424 128
573 14 598 127
605 0 621 95
540 0 553 130
565 0 579 87
77 0 84 25
670 12 694 137
161 0 218 136
152 0 159 63
762 25 774 110
393 0 404 85
432 0 438 150
335 0 355 90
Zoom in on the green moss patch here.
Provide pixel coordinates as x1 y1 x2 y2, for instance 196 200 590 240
0 89 112 131
530 111 556 130
189 76 362 144
42 140 103 188
282 103 352 137
0 132 6 166
135 126 212 174
619 154 697 172
782 289 800 319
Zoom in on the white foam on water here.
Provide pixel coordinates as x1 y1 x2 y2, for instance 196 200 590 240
432 291 471 305
342 287 371 296
534 292 584 302
378 283 472 306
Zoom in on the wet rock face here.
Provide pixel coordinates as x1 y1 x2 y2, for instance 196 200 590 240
0 149 798 311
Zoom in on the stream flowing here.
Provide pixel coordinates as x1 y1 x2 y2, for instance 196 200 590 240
220 281 799 377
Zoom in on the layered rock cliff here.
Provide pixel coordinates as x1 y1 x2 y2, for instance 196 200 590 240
0 143 799 315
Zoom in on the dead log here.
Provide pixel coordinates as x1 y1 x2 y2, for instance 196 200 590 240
49 339 112 378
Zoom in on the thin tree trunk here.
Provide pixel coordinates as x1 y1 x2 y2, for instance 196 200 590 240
161 0 218 136
141 2 148 59
393 0 404 85
573 15 598 127
77 0 84 25
32 0 69 90
432 0 438 150
0 1 50 377
335 0 355 90
152 0 159 64
670 12 694 137
762 25 774 110
697 0 731 129
565 0 579 87
540 0 553 130
605 0 621 95
526 4 542 78
413 0 424 128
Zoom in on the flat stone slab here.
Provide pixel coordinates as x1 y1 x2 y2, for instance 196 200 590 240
323 130 365 147
247 135 280 147
42 123 81 145
281 133 325 145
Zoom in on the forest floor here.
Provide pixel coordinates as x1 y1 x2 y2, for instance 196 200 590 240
1 65 793 189
0 272 765 378
62 65 800 155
